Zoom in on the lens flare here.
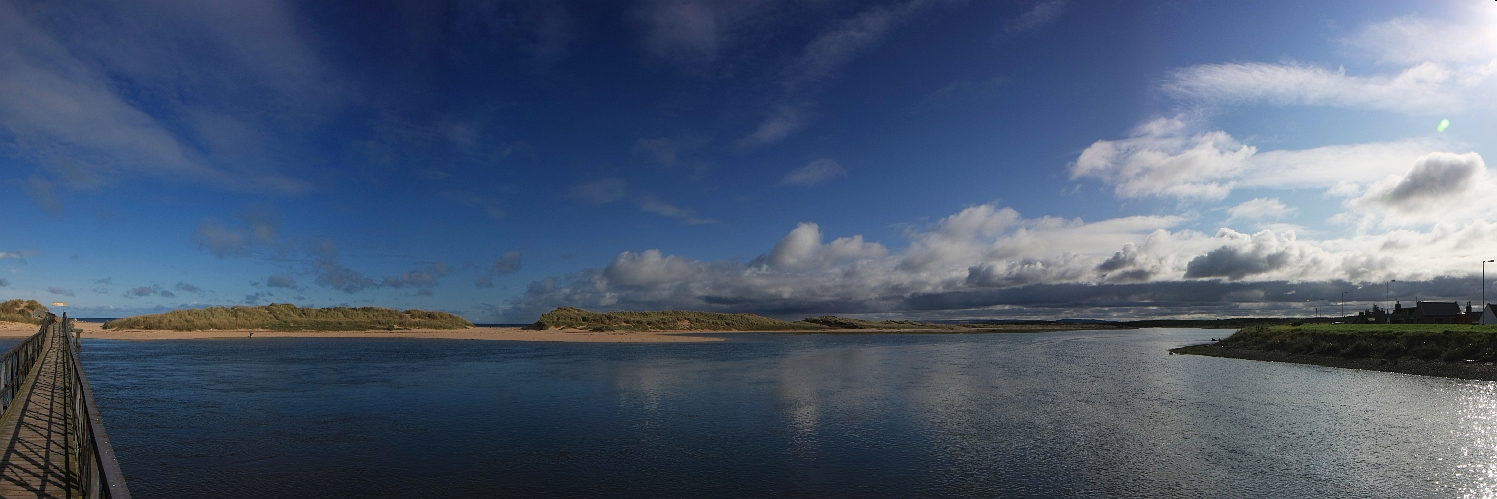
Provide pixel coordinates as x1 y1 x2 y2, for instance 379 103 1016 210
1438 119 1450 132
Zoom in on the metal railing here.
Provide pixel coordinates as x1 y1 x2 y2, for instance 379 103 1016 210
57 313 131 498
0 315 49 418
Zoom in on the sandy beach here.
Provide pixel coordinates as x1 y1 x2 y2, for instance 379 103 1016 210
67 322 728 343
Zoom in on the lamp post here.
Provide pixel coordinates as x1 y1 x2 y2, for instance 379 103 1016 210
1484 260 1494 325
1387 279 1396 324
1340 291 1346 318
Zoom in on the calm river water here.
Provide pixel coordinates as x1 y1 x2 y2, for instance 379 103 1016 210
76 328 1497 498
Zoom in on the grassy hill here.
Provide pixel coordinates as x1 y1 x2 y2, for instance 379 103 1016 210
528 307 829 332
103 303 473 331
0 300 49 324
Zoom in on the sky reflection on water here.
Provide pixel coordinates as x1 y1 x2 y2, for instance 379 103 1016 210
77 330 1497 498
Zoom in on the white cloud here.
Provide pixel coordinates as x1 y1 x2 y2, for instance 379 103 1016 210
764 223 886 271
1072 117 1453 201
1003 0 1067 35
1164 14 1497 115
1227 198 1294 222
636 0 780 66
1162 61 1490 114
1071 118 1252 200
738 105 806 148
740 0 949 147
637 196 718 225
0 0 319 196
1340 152 1496 228
780 159 847 187
1342 14 1497 65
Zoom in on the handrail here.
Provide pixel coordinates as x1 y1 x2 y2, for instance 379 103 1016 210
0 316 50 419
59 313 132 499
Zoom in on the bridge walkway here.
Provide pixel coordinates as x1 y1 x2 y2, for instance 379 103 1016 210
0 329 74 498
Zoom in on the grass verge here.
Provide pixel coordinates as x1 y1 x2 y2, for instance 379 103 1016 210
1172 324 1497 380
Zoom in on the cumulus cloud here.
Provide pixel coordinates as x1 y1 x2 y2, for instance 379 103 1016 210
1183 230 1331 281
1342 152 1494 227
502 205 1196 320
780 159 847 187
266 274 297 289
494 251 523 274
123 284 172 298
1071 118 1252 200
1227 198 1293 222
192 207 282 258
762 223 886 271
381 262 448 294
499 195 1497 321
1377 152 1481 206
314 259 378 294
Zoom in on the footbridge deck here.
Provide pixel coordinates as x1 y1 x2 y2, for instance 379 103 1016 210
0 315 129 498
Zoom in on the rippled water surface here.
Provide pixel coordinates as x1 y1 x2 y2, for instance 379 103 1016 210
81 329 1497 498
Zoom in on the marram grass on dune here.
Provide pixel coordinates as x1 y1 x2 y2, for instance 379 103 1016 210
528 307 830 331
0 299 49 325
103 303 473 331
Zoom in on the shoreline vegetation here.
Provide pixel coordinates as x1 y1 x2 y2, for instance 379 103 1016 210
523 307 1129 333
0 300 48 325
1171 324 1497 381
101 303 474 331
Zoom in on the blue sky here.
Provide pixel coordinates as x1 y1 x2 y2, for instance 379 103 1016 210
3 0 1496 322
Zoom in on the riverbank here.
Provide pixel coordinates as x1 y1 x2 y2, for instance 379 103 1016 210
1171 324 1497 381
9 322 1128 343
1172 343 1497 381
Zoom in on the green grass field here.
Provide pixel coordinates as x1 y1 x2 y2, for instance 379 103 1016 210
103 303 473 331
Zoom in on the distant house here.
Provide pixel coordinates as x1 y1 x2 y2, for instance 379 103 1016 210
1411 301 1463 324
1482 304 1497 325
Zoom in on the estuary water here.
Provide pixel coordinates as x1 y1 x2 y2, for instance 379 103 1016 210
79 328 1497 498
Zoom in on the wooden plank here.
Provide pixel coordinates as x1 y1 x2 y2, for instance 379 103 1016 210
0 332 76 498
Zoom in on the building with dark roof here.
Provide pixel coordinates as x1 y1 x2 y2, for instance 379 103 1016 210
1411 301 1463 324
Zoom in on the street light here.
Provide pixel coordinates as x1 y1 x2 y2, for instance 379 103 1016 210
1484 260 1494 325
1340 291 1347 318
1387 279 1396 324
